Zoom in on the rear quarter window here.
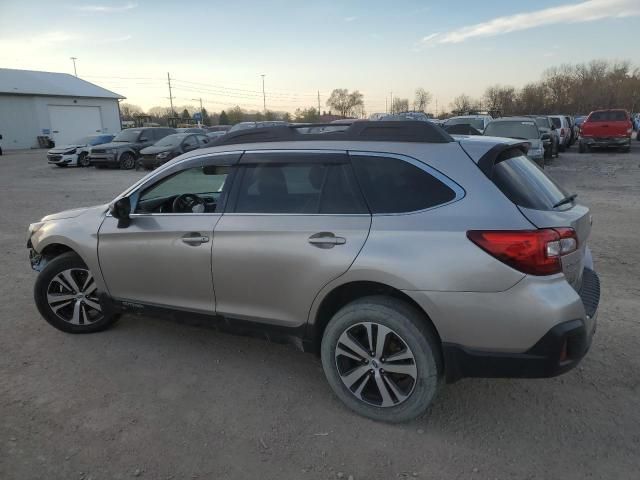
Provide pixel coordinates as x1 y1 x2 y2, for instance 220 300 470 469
350 154 458 214
492 153 569 211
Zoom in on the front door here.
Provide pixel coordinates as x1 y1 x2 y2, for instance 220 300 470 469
98 158 234 313
212 151 371 327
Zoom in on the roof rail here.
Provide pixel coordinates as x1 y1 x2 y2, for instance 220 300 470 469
210 120 453 147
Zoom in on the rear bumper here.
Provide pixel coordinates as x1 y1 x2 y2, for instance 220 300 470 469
89 153 118 166
442 268 600 382
581 136 630 148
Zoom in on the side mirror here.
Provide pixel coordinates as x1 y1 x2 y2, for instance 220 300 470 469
109 197 131 228
0 134 3 139
541 133 551 141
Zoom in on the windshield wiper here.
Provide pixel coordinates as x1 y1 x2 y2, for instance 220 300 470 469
553 193 577 209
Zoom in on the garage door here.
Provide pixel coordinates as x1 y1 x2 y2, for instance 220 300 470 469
48 105 103 146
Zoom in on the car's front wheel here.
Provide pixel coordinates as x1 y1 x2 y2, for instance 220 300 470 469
34 252 119 333
321 296 441 423
119 152 135 170
77 152 90 167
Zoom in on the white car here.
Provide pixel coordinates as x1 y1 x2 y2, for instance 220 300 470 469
548 115 572 151
47 134 115 167
444 115 492 133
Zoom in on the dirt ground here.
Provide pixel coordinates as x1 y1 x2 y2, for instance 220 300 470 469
1 142 639 480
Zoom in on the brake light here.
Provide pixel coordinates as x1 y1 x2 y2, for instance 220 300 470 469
561 128 565 136
467 228 578 276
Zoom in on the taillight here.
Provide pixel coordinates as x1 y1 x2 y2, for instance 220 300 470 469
467 228 578 276
561 128 565 136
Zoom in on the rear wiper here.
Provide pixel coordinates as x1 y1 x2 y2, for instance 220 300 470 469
553 193 577 209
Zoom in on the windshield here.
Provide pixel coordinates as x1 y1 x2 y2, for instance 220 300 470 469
446 118 484 130
90 136 112 145
534 118 549 129
484 121 539 139
113 129 142 142
72 136 93 145
154 134 186 147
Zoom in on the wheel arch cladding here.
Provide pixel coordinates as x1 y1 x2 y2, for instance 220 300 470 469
310 280 443 354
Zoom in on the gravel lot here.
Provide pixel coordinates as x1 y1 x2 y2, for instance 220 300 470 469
1 142 639 480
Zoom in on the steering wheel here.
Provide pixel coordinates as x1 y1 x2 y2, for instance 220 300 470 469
172 193 205 213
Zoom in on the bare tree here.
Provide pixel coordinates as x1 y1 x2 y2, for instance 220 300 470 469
413 88 432 112
450 94 474 114
326 89 365 117
392 98 409 114
119 103 143 120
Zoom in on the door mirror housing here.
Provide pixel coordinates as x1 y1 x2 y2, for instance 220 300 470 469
541 133 551 141
109 197 131 228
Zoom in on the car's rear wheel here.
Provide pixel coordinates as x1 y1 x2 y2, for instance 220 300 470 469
77 152 90 167
321 296 441 423
119 152 135 170
34 252 119 333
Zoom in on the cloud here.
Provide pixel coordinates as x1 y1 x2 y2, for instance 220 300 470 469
420 0 640 46
73 2 137 13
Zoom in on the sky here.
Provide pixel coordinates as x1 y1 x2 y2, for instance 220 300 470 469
0 0 638 115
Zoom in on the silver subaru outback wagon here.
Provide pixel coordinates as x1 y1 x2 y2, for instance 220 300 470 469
27 121 600 422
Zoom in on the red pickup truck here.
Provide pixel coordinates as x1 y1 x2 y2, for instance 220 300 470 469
579 109 632 153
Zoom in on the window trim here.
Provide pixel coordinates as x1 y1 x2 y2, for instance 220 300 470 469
348 150 466 216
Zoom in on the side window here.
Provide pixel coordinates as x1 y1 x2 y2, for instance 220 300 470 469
182 135 198 150
350 155 456 214
234 164 326 214
135 165 230 214
319 164 368 214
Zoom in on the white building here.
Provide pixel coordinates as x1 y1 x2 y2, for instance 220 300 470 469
0 68 124 150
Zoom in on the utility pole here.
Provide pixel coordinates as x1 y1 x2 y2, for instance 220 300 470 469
261 74 266 112
317 90 321 119
167 72 175 117
390 92 393 114
435 99 438 117
385 97 388 113
70 57 78 77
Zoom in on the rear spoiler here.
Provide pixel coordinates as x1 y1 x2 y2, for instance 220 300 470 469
477 142 530 178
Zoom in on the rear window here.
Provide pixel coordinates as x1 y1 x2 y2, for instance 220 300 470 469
351 155 457 214
550 118 561 128
588 110 628 122
492 154 569 211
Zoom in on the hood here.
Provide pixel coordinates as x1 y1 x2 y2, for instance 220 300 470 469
140 145 175 155
48 144 86 153
41 206 93 221
93 141 133 150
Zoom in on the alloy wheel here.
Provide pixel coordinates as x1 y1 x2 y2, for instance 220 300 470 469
335 322 417 407
46 268 103 325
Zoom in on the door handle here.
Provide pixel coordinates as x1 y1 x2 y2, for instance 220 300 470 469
308 232 346 249
181 233 210 245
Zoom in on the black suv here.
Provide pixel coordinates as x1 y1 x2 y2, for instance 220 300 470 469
88 127 176 169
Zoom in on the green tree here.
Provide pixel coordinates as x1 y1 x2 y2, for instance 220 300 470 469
201 107 210 126
219 110 229 125
181 109 190 120
294 107 319 123
227 106 244 125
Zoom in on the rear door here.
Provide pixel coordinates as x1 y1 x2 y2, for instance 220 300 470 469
212 150 371 327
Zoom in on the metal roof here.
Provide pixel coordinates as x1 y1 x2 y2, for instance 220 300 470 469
0 68 124 99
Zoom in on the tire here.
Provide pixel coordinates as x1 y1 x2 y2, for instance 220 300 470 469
77 152 90 167
321 296 441 423
559 143 566 152
34 252 119 334
95 165 107 169
578 142 587 154
544 146 551 160
119 152 135 170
